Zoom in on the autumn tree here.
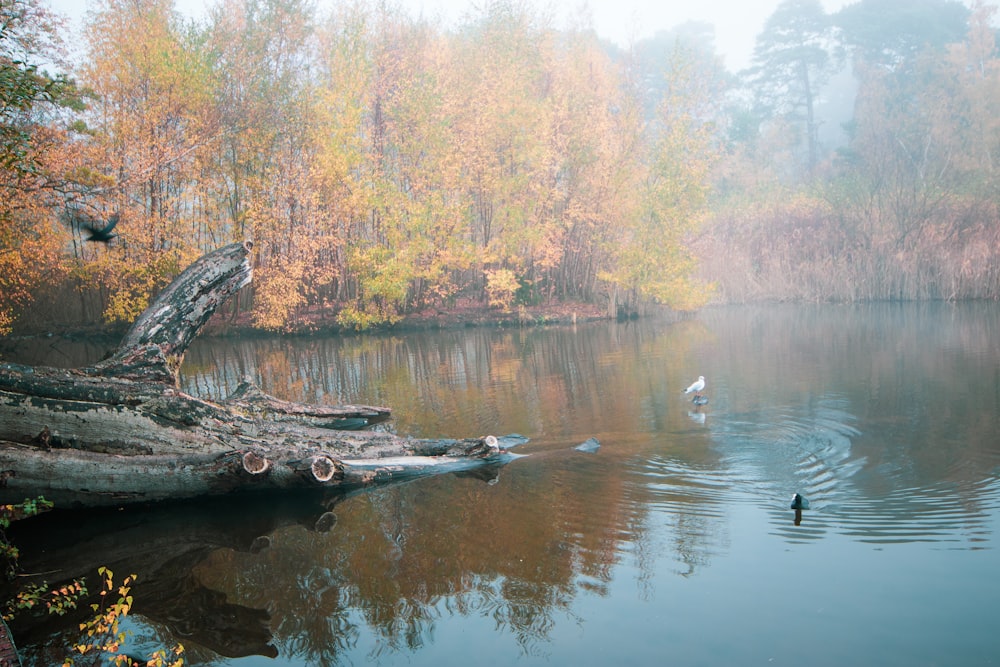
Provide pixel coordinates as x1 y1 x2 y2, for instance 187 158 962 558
77 0 218 323
308 2 371 323
380 19 478 312
308 3 435 329
443 2 553 310
935 0 1000 182
0 0 726 333
633 22 729 121
200 0 328 330
600 43 717 314
0 0 78 333
546 27 644 307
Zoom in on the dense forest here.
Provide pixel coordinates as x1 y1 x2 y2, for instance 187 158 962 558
0 0 997 335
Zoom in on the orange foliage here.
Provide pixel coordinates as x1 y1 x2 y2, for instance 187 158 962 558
7 0 999 332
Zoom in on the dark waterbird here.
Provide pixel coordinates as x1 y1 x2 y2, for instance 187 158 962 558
790 492 809 526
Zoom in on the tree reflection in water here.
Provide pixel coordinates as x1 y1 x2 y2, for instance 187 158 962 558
190 462 621 664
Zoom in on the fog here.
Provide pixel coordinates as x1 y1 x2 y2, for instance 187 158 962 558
46 0 853 71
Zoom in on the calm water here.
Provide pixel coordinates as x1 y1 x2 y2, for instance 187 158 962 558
5 304 1000 666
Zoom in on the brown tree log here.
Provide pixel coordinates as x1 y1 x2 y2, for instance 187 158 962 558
0 242 524 508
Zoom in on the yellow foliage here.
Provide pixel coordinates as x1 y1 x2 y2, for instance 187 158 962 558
252 261 307 331
3 0 726 332
484 267 519 311
71 241 189 326
64 568 184 667
0 185 70 334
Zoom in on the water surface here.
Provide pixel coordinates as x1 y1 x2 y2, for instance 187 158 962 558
6 303 1000 666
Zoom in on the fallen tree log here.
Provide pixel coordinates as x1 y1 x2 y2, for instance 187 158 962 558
0 241 524 508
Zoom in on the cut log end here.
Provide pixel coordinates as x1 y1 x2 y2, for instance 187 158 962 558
311 456 339 482
242 450 270 475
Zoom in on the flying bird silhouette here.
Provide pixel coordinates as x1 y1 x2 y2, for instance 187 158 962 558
79 213 120 243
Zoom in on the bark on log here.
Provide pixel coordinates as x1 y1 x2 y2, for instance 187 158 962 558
0 242 525 508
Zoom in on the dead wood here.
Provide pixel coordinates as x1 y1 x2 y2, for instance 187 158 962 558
0 241 523 508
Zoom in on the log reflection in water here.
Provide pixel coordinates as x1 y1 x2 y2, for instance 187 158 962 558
4 490 346 661
185 461 625 664
4 463 561 665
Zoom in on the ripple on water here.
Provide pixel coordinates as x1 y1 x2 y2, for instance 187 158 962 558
622 455 737 576
790 429 867 501
622 410 863 538
657 394 998 547
567 391 993 552
758 401 1000 548
827 476 1000 547
707 398 865 515
635 455 744 520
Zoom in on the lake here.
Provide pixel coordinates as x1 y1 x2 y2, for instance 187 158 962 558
5 303 1000 666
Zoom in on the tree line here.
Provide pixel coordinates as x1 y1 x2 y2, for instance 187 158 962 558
0 0 998 335
707 0 1000 302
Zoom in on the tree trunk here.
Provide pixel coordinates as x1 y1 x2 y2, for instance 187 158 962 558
0 241 525 508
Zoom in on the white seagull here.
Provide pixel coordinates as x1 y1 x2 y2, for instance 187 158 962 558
684 375 706 396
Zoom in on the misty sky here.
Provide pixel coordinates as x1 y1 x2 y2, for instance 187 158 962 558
408 0 854 70
46 0 853 71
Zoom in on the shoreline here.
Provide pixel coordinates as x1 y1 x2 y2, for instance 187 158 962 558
2 300 614 343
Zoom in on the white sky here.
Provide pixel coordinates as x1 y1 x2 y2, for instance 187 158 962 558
45 0 854 71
